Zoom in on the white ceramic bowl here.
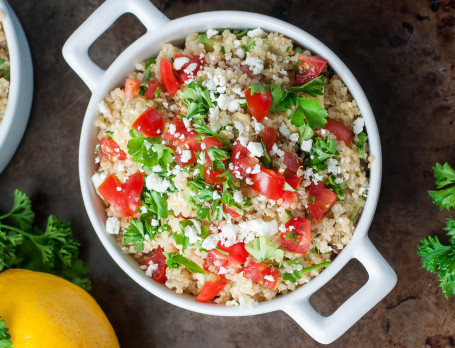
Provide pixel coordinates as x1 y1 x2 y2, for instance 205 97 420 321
0 0 33 174
63 0 397 343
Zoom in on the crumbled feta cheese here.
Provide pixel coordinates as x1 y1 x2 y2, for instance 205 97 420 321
289 133 299 142
270 143 284 158
152 165 163 172
208 106 220 122
300 139 313 152
234 121 245 136
217 94 230 110
264 275 275 282
146 173 170 193
99 101 109 114
327 158 340 175
151 219 159 227
252 119 264 134
184 224 201 244
235 48 245 59
251 164 261 174
242 57 264 75
233 40 241 47
179 149 192 164
218 267 229 275
173 57 189 70
247 28 265 37
182 118 191 129
212 191 221 200
353 117 364 135
246 177 253 185
217 218 278 247
232 86 244 96
116 187 122 192
233 190 244 203
202 234 218 250
247 142 264 157
95 156 100 164
145 261 158 277
168 123 177 135
228 99 241 113
184 62 198 74
279 123 291 137
206 28 219 39
105 217 120 235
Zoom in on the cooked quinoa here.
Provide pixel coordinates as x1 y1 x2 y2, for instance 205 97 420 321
91 28 370 306
0 13 10 126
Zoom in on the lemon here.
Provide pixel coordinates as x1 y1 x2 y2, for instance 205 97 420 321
0 269 119 348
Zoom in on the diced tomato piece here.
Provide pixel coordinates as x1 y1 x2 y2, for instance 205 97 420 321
163 117 201 166
295 55 328 85
203 136 226 184
240 65 254 78
173 138 201 166
195 280 227 302
98 172 145 217
142 82 159 100
162 117 198 143
250 167 286 201
99 137 126 162
125 78 141 99
173 54 204 82
323 118 354 146
132 108 164 138
141 246 167 284
283 152 303 177
262 127 279 152
223 204 241 218
231 140 259 179
245 87 272 122
308 181 337 221
280 176 302 209
160 57 180 95
280 217 312 254
215 242 249 267
243 262 279 289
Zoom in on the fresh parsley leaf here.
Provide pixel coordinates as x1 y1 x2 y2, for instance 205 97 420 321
143 59 156 81
0 189 35 230
243 39 256 52
235 29 248 39
154 86 161 98
283 182 297 192
143 191 169 220
164 253 206 277
245 236 284 262
288 76 326 97
418 218 455 298
207 147 229 172
260 140 271 168
221 45 226 54
434 162 455 188
249 83 266 95
292 60 302 71
293 47 303 55
358 132 368 159
138 83 148 96
268 85 298 113
428 163 455 210
0 316 12 348
297 98 328 129
308 195 315 203
198 33 214 51
123 219 146 251
283 261 332 283
305 137 339 171
325 174 344 200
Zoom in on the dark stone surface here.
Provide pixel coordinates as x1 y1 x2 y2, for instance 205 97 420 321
1 0 454 346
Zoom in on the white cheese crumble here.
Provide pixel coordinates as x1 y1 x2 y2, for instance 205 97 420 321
144 261 158 277
235 48 245 59
206 28 219 39
233 190 244 203
289 133 299 142
146 173 170 193
179 149 193 164
212 191 221 200
91 172 107 190
184 62 198 74
300 139 313 152
201 234 218 250
217 94 230 110
242 57 264 75
247 28 265 37
279 123 291 138
270 143 284 158
173 57 189 70
105 217 120 235
247 142 264 157
218 218 278 247
99 101 109 114
353 117 364 135
264 275 275 282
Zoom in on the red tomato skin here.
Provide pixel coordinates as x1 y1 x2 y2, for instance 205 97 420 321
163 117 198 143
203 136 226 183
308 181 337 221
98 172 145 217
279 217 312 254
141 246 167 284
283 152 303 178
142 82 159 100
223 204 241 218
243 262 279 289
323 118 354 146
295 55 328 85
160 57 180 95
99 137 126 162
215 242 249 266
231 141 259 179
250 167 286 201
280 176 302 209
173 138 201 166
124 78 141 98
195 280 227 302
173 54 204 82
262 127 279 152
132 108 164 138
164 117 201 166
245 87 272 122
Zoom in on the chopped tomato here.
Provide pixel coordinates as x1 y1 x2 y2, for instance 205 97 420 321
204 242 249 273
262 127 279 152
280 217 312 254
124 79 159 99
141 246 167 284
173 54 204 82
99 137 126 162
203 137 226 184
195 280 227 302
243 262 279 289
132 108 164 138
163 117 198 143
231 140 259 179
295 55 328 85
160 57 180 95
163 117 200 166
98 172 145 217
283 152 303 177
223 204 241 218
323 118 353 146
280 176 302 209
308 181 337 221
173 138 201 166
245 87 272 122
240 65 254 78
250 167 286 201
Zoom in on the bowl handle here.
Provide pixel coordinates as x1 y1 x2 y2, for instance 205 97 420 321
62 0 169 92
284 237 396 344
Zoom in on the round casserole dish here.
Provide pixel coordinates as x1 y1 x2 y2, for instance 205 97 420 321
63 0 397 344
0 0 33 174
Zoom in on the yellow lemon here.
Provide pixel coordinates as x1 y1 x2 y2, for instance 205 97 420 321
0 269 119 348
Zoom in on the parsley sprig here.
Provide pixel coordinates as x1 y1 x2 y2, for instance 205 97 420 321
304 137 340 171
0 316 12 348
428 162 455 210
0 190 91 290
283 260 332 283
164 252 206 278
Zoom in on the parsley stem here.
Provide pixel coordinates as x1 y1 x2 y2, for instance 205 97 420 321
0 212 12 220
301 261 332 273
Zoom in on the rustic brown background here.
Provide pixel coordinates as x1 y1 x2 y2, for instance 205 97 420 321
1 0 454 347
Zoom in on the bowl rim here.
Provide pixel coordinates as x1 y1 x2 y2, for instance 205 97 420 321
76 10 383 316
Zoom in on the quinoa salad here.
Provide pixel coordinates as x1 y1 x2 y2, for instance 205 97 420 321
0 13 9 126
91 28 370 306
